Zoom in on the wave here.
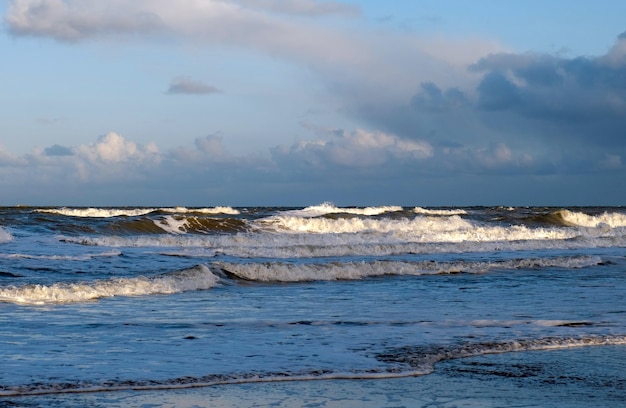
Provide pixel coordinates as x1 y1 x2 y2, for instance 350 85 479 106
375 334 626 372
35 206 240 218
0 256 601 305
0 265 219 305
157 206 240 215
1 333 623 397
61 225 624 257
215 256 602 282
255 214 474 234
0 250 121 261
278 202 403 218
555 209 626 228
36 207 157 217
154 215 248 234
413 207 467 216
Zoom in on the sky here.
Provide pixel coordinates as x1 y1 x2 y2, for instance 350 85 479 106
1 0 626 206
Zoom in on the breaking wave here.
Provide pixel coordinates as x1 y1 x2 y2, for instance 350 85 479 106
36 207 157 217
256 214 475 234
376 334 626 372
35 207 240 218
0 256 602 305
0 265 219 305
154 215 248 234
61 228 624 258
413 207 467 216
278 202 403 218
216 256 602 282
555 209 626 228
157 206 240 215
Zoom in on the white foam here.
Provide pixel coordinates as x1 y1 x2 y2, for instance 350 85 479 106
0 227 13 243
256 214 474 234
413 207 467 216
216 256 602 282
61 224 625 258
154 215 190 234
37 207 156 217
0 250 121 261
279 202 403 218
0 265 219 305
159 206 240 215
389 335 626 371
558 209 626 228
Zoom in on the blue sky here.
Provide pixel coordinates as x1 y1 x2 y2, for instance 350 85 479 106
1 0 626 206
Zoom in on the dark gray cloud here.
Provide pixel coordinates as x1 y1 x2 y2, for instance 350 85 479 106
44 144 73 156
411 82 467 112
351 33 626 183
470 46 626 149
166 77 221 95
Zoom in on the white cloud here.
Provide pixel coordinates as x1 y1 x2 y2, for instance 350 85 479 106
5 0 166 41
74 132 159 163
194 135 225 156
0 129 623 205
0 145 27 166
5 0 503 102
274 128 432 168
67 132 161 181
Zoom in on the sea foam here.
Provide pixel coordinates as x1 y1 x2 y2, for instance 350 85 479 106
279 202 403 218
216 256 602 282
557 209 626 228
413 207 467 216
0 227 13 243
37 207 156 217
0 265 219 305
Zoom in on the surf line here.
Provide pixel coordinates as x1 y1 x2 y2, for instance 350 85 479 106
1 334 625 397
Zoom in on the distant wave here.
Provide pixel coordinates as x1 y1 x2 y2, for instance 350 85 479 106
255 214 474 234
157 206 240 215
0 265 219 305
61 226 623 258
279 202 403 218
1 333 623 396
36 207 157 217
413 207 467 216
35 206 240 218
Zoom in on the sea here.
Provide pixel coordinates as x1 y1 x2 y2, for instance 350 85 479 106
0 203 625 407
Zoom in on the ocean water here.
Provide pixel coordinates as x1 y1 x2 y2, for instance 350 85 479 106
0 204 625 406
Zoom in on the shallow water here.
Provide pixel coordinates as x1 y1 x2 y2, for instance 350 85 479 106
10 347 625 407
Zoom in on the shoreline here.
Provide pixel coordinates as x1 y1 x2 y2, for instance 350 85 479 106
5 345 625 407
